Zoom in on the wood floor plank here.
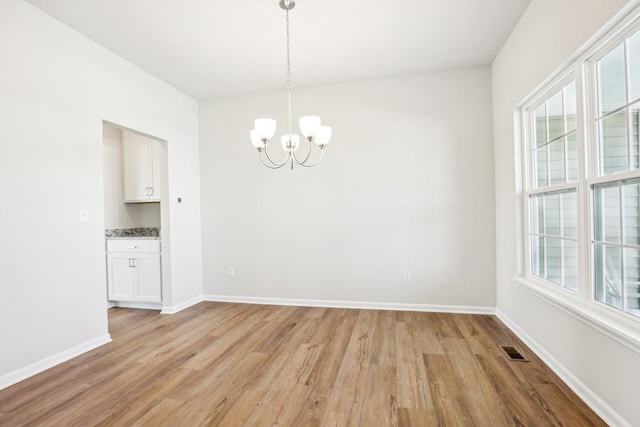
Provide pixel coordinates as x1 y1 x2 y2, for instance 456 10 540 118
423 353 476 426
207 314 321 425
319 309 378 425
440 337 514 426
395 321 432 410
0 303 606 427
397 407 437 426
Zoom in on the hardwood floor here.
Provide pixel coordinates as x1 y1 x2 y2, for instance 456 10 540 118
0 302 605 426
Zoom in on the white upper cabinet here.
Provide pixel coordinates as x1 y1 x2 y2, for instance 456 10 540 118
122 132 162 203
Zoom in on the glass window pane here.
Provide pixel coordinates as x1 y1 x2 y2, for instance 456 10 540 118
562 190 578 239
595 184 621 243
546 237 562 285
567 133 578 181
534 148 548 188
548 91 564 141
623 180 640 246
598 43 627 115
629 31 640 102
600 110 629 174
624 247 640 317
531 236 543 277
534 104 547 147
564 239 578 292
545 193 561 236
549 139 565 184
595 244 623 309
595 244 605 301
604 186 621 243
529 195 543 235
564 81 577 132
631 104 640 170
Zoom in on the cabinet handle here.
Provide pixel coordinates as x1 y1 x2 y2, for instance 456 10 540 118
132 258 137 268
128 258 133 268
126 246 138 249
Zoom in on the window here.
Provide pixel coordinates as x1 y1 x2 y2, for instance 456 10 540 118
522 14 640 321
594 179 640 316
525 80 579 293
592 31 640 317
596 32 640 174
530 190 579 291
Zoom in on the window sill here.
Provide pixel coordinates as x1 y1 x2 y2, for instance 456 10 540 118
510 275 640 353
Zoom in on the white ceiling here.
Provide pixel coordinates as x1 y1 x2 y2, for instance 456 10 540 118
26 0 530 101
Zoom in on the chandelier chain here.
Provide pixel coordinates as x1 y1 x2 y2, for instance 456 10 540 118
286 8 292 139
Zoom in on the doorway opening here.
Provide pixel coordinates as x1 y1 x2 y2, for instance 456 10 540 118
102 122 169 313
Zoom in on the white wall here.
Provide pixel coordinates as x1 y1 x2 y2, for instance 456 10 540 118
200 68 496 310
0 0 202 384
492 0 640 425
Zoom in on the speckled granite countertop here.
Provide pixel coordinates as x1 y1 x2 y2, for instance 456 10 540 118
105 228 160 240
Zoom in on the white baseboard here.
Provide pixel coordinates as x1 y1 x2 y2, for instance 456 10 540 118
203 294 495 315
161 295 204 314
0 334 112 391
497 309 630 427
110 301 162 311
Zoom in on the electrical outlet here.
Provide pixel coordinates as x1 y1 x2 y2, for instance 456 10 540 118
227 267 235 278
403 270 411 282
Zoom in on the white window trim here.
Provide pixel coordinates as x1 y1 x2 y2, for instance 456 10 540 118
515 3 640 352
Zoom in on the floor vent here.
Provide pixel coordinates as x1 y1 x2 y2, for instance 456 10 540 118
501 346 529 362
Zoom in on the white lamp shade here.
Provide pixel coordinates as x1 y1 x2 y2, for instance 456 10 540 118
314 126 332 146
254 118 276 140
299 115 321 138
250 130 264 149
281 134 300 152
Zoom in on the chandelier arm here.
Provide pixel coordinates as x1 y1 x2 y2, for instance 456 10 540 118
291 139 313 165
260 150 288 169
295 148 325 168
262 142 290 167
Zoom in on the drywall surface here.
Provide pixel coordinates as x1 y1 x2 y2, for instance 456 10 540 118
492 0 639 424
200 68 496 309
0 0 202 382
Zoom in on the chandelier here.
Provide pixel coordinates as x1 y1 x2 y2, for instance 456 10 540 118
250 0 332 170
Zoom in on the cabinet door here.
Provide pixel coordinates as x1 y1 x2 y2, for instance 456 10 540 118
147 140 162 200
133 253 162 302
107 254 135 301
122 133 160 202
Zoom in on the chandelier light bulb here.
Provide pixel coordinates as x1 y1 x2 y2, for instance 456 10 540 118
254 118 277 141
250 130 264 150
314 126 332 147
299 116 322 139
281 134 300 152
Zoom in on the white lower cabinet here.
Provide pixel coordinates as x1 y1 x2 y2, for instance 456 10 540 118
107 240 161 304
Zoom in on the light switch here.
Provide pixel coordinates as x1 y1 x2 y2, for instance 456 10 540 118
79 208 89 224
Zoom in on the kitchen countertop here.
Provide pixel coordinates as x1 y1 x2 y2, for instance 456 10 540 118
105 228 160 240
107 236 160 240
